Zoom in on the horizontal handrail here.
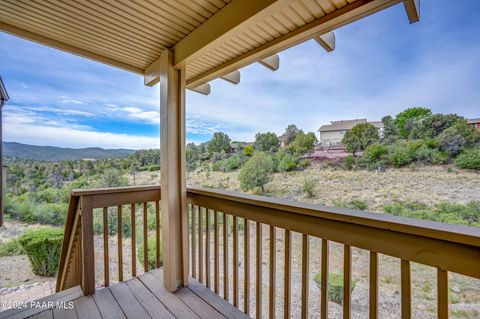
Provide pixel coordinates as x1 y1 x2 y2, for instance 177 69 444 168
72 185 160 209
187 186 480 246
71 185 160 196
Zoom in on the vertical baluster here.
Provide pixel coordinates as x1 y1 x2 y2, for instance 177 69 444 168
244 219 250 315
284 230 291 319
233 216 239 307
191 204 196 279
118 205 123 282
343 245 352 319
155 201 160 268
198 207 203 283
206 209 211 288
370 251 378 319
131 204 136 277
223 213 229 301
401 260 411 319
301 234 310 319
321 239 329 319
437 268 448 319
256 222 263 319
214 210 219 293
103 207 109 287
143 202 148 273
269 226 276 319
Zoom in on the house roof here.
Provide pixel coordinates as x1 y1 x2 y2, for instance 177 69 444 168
0 0 419 93
0 76 9 103
468 118 480 124
318 119 383 132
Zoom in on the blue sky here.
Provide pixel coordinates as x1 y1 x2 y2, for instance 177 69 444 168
1 0 479 149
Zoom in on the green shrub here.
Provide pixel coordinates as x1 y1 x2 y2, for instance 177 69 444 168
363 144 388 163
243 145 255 156
148 165 161 172
238 152 273 192
455 147 480 170
314 272 357 304
302 179 316 198
137 236 162 271
211 160 224 172
18 228 63 277
383 201 480 226
33 203 68 225
224 155 243 171
332 199 368 211
277 152 298 172
387 144 412 167
343 155 354 170
0 239 24 257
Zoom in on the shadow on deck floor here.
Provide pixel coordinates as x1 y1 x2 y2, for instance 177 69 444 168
0 269 249 319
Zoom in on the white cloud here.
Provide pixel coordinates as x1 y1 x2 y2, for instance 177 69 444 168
122 107 160 124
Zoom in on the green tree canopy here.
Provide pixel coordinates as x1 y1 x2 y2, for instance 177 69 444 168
186 143 200 171
254 132 280 152
342 123 380 156
381 115 398 143
416 114 465 139
394 107 432 138
283 124 299 145
238 152 273 192
288 131 317 155
207 132 231 154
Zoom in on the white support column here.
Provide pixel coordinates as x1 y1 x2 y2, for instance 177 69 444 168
159 49 188 291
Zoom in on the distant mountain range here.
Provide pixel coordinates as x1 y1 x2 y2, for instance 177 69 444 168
3 142 136 161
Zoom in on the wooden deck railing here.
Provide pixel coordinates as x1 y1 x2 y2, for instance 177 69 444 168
56 185 161 294
57 184 479 318
186 186 480 319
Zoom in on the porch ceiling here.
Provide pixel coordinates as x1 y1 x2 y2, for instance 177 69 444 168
0 0 416 91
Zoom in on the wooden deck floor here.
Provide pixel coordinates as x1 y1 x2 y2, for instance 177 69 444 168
0 269 249 319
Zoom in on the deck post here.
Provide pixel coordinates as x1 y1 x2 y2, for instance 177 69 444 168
159 49 188 291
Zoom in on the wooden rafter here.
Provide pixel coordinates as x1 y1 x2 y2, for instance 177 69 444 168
186 0 402 89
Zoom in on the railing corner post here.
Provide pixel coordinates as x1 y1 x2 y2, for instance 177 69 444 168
80 195 95 295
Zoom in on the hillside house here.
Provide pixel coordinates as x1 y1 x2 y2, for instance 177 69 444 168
468 118 480 131
318 119 383 147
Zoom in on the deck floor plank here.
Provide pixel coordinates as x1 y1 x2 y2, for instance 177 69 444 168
138 273 201 319
29 309 52 319
52 307 78 319
187 280 249 319
108 282 151 319
73 296 101 319
92 287 126 319
151 270 228 319
174 288 226 319
125 279 175 319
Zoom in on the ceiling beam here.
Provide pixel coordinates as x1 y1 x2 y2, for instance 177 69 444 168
171 0 295 69
259 54 280 71
144 56 161 86
314 32 336 52
0 21 144 76
186 0 402 89
220 70 241 85
403 0 420 24
190 83 211 95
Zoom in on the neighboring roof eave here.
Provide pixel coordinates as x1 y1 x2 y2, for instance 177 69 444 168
0 76 9 103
